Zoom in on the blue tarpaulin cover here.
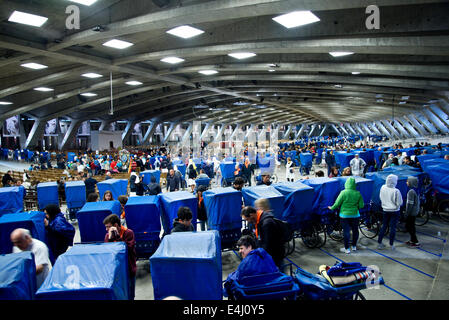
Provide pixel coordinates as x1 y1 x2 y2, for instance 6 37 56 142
150 230 222 300
0 186 25 215
0 211 46 254
272 182 314 228
420 158 448 173
37 182 59 210
300 177 340 215
203 187 243 231
0 251 36 300
241 185 285 219
353 150 374 165
220 161 236 179
335 152 355 170
424 163 449 195
365 172 408 206
36 242 129 300
67 152 75 162
141 170 161 185
257 156 275 175
159 191 197 234
97 179 128 200
65 181 86 209
336 176 374 206
300 153 313 168
124 196 161 238
175 163 186 179
76 201 121 243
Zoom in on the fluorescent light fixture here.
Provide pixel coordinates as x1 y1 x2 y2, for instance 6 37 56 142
351 72 361 75
198 70 218 75
401 96 410 100
251 113 256 115
8 11 48 27
268 69 276 72
334 84 343 88
399 101 406 105
194 105 209 109
329 52 354 57
0 101 13 105
69 0 98 5
233 101 249 106
82 73 102 78
126 81 143 86
272 10 320 29
103 39 134 49
228 52 256 60
166 25 205 39
80 93 97 97
34 87 54 92
21 62 48 70
160 57 185 64
376 99 384 103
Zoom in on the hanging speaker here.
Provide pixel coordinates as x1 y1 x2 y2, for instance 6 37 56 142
152 0 170 8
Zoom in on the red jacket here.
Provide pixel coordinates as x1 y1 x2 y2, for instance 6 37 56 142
104 226 137 277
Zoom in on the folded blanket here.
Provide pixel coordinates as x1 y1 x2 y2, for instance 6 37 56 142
319 265 371 287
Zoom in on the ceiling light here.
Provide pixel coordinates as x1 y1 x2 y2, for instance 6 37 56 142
80 93 97 97
0 101 13 105
376 99 384 103
69 0 98 5
160 57 185 64
103 39 134 49
399 101 406 105
82 73 102 78
198 70 218 75
228 52 256 60
334 84 343 88
401 96 410 100
268 69 276 72
351 72 361 75
251 113 256 115
166 25 205 39
21 63 48 70
272 10 320 29
34 87 54 92
233 101 249 106
126 81 143 86
329 52 354 57
8 11 48 27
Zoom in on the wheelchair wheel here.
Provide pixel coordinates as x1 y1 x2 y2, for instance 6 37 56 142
285 237 295 256
353 292 366 300
271 174 278 183
415 205 430 226
328 225 344 242
359 213 380 239
301 224 326 248
438 199 449 222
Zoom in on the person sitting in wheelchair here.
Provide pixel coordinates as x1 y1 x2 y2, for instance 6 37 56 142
257 174 272 186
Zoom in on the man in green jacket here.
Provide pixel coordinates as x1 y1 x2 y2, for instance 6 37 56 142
328 177 364 254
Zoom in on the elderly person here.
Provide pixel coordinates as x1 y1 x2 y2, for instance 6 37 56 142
11 228 52 288
350 154 366 177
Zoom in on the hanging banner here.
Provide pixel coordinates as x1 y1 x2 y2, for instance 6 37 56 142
3 115 20 137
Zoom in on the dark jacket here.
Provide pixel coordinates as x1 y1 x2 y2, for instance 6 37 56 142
197 198 207 221
148 182 162 195
166 174 180 192
2 173 13 187
84 177 98 194
241 163 254 180
171 220 195 233
46 213 76 264
188 165 197 179
325 152 336 167
256 211 285 267
104 227 137 277
129 174 137 192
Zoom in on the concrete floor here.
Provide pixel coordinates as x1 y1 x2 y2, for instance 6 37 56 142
2 158 449 300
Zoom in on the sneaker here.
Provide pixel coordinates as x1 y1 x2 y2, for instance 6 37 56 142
377 243 386 250
405 241 412 246
409 242 421 247
351 246 357 251
340 247 350 254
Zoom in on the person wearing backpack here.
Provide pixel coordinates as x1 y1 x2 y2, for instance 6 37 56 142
241 200 285 269
328 177 364 254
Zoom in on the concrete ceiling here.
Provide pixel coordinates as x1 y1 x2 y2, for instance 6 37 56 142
0 0 448 127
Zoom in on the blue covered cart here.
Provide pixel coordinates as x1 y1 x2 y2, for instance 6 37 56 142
37 182 59 210
65 181 86 221
159 191 197 235
97 179 128 200
36 242 129 300
0 186 25 216
141 170 161 185
0 252 36 300
150 230 222 300
241 185 285 220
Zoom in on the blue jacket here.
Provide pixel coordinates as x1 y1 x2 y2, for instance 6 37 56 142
46 213 75 264
226 248 278 283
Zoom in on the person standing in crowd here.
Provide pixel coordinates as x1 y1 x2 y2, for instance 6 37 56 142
148 175 162 195
232 177 245 192
83 173 98 198
135 173 146 196
328 177 364 254
166 168 180 192
378 174 403 250
11 228 52 289
129 170 139 195
325 150 337 177
103 214 136 300
404 176 420 247
171 207 195 233
187 160 197 193
350 154 366 177
382 153 395 169
43 204 75 264
196 185 208 231
241 158 254 186
2 170 14 187
285 157 295 182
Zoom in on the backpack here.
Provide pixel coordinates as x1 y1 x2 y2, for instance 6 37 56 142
273 218 294 243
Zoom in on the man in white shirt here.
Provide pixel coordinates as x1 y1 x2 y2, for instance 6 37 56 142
11 228 52 288
350 154 366 176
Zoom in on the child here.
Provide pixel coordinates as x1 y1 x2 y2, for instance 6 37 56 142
405 176 420 247
171 207 194 233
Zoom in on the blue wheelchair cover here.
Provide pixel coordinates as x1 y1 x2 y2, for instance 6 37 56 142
175 163 186 179
97 179 128 201
334 152 355 170
0 211 46 254
141 170 161 185
67 152 75 162
300 177 340 215
336 176 374 205
417 153 441 165
299 153 313 168
124 196 161 239
220 161 236 179
37 182 59 210
420 158 448 173
36 242 129 300
353 150 374 165
365 172 408 206
150 230 222 300
327 262 367 277
76 201 121 243
257 156 275 174
241 185 285 219
272 182 314 228
64 181 86 209
159 191 198 234
0 251 36 300
425 163 449 195
0 186 25 215
203 187 243 231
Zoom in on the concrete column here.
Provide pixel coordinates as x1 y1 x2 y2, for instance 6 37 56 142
200 123 211 140
413 112 438 134
25 119 46 149
162 122 177 144
330 124 342 136
374 120 393 139
295 124 306 139
421 109 449 134
397 118 420 138
181 123 193 143
319 124 328 137
338 124 349 136
429 106 449 128
215 124 225 141
121 120 137 142
59 119 81 150
244 124 254 139
345 123 357 135
141 121 158 145
391 118 411 138
282 125 292 139
230 124 241 140
405 114 429 136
